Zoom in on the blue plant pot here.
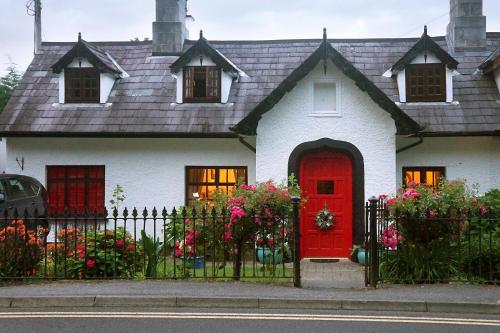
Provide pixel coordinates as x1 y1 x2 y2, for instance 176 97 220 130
256 247 283 264
185 256 204 269
357 249 369 265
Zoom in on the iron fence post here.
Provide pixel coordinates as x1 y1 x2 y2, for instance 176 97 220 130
291 196 301 288
368 196 379 288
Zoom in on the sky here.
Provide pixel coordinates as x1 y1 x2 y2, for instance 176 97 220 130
1 0 499 76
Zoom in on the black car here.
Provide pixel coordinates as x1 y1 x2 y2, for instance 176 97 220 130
0 174 48 229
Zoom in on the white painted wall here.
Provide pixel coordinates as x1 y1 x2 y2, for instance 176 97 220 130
256 60 398 200
5 138 256 209
494 68 500 94
396 136 500 193
396 52 455 103
175 56 233 104
58 58 116 104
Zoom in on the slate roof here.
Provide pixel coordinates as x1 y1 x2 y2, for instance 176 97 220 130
0 33 499 137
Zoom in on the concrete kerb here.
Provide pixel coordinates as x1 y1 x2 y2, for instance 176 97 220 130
0 296 498 315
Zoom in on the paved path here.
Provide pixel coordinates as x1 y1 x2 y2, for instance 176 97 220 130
1 281 499 314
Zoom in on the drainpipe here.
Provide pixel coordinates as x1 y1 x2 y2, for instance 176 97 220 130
396 136 423 154
238 136 256 153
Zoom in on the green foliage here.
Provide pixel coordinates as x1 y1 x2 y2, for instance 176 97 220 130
51 227 143 279
109 184 126 211
0 64 22 112
141 230 162 278
380 242 459 283
479 189 500 218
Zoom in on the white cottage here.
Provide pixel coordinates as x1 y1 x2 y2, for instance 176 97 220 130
0 0 499 258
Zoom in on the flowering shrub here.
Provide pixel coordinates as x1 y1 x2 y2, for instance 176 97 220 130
214 176 300 278
0 220 46 277
379 179 500 283
51 227 142 278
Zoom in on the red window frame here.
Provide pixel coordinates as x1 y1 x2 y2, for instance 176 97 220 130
46 166 105 215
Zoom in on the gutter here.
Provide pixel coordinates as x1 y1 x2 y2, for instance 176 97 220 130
238 136 256 153
396 136 423 154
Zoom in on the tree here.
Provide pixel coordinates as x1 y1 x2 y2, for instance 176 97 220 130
0 64 22 112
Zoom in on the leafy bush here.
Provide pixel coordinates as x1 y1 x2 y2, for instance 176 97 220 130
0 219 46 277
380 180 500 283
51 227 143 278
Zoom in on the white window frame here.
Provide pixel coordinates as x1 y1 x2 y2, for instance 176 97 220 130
309 78 342 117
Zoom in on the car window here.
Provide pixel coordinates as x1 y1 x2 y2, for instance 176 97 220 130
6 179 37 200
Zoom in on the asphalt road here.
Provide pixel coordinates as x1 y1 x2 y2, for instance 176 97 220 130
0 307 499 333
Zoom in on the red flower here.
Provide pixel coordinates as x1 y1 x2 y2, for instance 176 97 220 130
86 260 95 268
115 239 125 247
126 245 135 251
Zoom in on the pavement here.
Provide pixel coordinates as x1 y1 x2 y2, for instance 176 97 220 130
0 280 499 314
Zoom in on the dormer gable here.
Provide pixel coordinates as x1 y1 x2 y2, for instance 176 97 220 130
384 27 459 103
170 31 246 104
51 33 127 104
479 48 500 94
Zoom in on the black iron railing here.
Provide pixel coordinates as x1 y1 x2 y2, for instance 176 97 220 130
0 206 297 283
366 199 500 286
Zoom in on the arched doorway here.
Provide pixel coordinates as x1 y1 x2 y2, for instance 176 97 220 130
288 138 365 259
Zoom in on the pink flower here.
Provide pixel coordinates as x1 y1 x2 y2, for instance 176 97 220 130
239 184 256 191
115 239 125 247
402 188 420 199
265 181 277 192
386 198 397 207
126 245 135 251
86 260 95 268
479 205 487 216
223 231 232 242
428 210 438 218
78 251 86 259
175 248 183 257
230 206 246 222
379 194 388 200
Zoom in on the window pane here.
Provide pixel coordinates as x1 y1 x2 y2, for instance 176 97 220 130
193 67 207 98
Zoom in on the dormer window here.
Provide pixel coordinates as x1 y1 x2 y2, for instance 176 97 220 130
65 68 100 103
183 66 220 103
406 64 445 102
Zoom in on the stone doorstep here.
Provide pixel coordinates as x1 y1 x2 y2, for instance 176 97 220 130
300 258 365 289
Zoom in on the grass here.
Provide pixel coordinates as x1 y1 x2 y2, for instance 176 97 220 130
150 258 293 284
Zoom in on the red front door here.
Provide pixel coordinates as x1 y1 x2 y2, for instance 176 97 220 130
299 150 353 258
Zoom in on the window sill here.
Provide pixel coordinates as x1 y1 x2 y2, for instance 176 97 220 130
53 103 112 108
396 101 459 106
308 111 341 118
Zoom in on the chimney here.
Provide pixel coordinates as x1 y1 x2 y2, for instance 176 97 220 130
34 0 42 54
152 0 189 55
446 0 486 53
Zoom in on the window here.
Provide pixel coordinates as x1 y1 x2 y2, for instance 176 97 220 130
4 179 38 201
403 167 445 189
183 66 220 103
313 82 337 112
186 166 247 206
46 166 105 215
406 64 445 102
65 68 100 103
